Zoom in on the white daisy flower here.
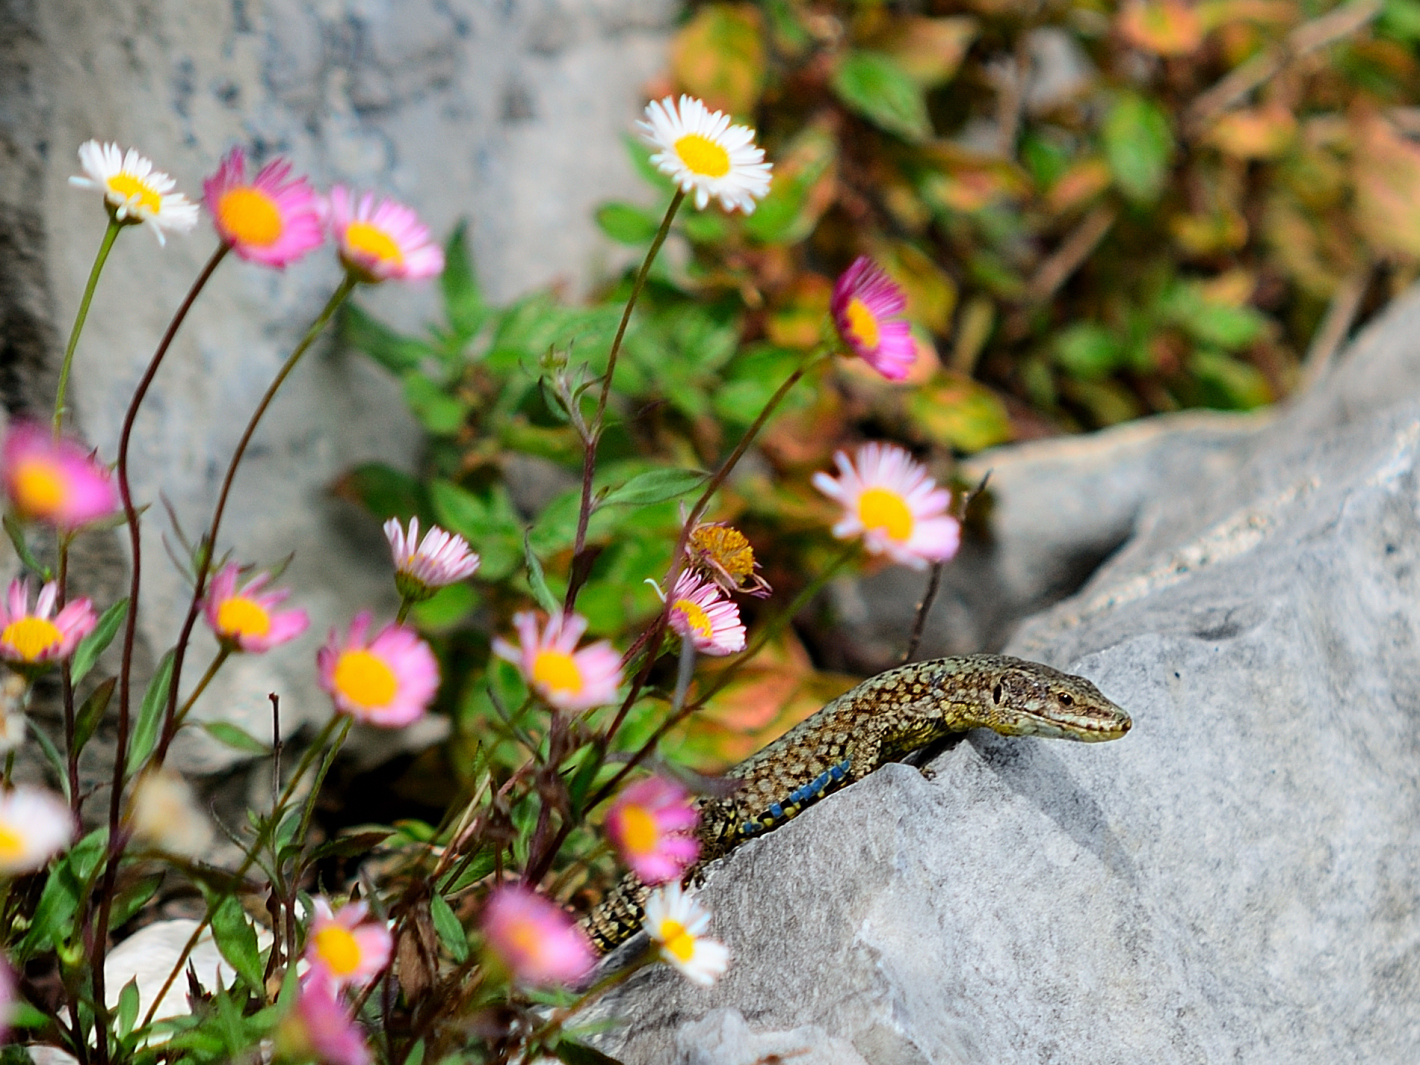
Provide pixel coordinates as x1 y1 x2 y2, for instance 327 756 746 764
642 882 729 986
69 141 199 244
638 95 772 214
129 769 214 859
0 786 73 875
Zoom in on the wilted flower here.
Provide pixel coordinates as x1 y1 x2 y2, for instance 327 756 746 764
274 978 371 1065
304 898 392 989
384 517 480 603
480 884 594 986
328 187 443 283
129 769 215 858
642 882 728 986
68 140 199 243
0 786 73 875
667 573 745 657
317 613 439 727
2 422 118 529
605 776 699 885
812 443 961 570
831 257 916 382
0 579 97 673
203 148 325 267
638 95 772 213
203 563 309 653
687 522 770 598
492 610 621 712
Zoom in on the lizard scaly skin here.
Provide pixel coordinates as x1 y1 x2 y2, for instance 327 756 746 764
584 653 1131 953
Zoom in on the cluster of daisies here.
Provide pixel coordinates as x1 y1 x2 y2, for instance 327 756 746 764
0 91 974 1056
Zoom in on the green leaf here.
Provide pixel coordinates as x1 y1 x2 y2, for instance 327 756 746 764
907 376 1014 453
596 202 660 246
71 598 128 687
28 724 68 801
1103 93 1173 204
17 829 107 959
522 532 560 615
623 133 675 195
410 582 479 633
1054 323 1124 381
441 221 486 340
567 745 603 820
554 1040 627 1065
404 1040 427 1065
403 373 468 436
431 480 523 582
429 893 470 963
3 514 47 579
9 1003 49 1030
1381 0 1420 40
116 977 140 1039
108 873 163 929
600 469 707 508
126 649 175 775
200 721 270 756
831 51 931 142
1189 351 1273 410
342 303 431 375
440 848 497 894
334 462 430 524
208 893 263 992
73 676 117 755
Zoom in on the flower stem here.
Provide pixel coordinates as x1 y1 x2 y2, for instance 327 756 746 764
54 218 123 436
564 189 686 612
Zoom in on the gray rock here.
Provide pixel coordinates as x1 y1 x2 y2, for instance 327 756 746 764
590 291 1420 1060
0 0 672 771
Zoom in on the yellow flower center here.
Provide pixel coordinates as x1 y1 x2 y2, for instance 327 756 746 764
505 919 542 958
106 173 162 214
2 617 63 662
689 525 756 580
0 823 25 862
674 133 731 178
216 596 271 640
11 459 67 517
344 221 404 266
657 918 696 962
217 187 283 247
844 297 881 351
532 650 582 695
313 924 361 976
857 487 914 542
332 650 398 709
673 598 713 641
619 805 659 856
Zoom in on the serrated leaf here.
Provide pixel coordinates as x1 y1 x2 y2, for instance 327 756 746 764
441 221 486 341
1104 93 1173 204
832 51 931 142
71 598 128 687
126 650 175 775
342 303 431 375
429 893 469 963
3 514 47 578
200 721 270 755
596 202 660 245
522 532 560 615
73 676 116 755
208 893 263 992
600 469 707 507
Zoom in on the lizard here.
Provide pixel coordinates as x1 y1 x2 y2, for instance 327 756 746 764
583 653 1131 954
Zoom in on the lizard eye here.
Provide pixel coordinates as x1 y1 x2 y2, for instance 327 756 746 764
1058 691 1074 706
992 683 1002 705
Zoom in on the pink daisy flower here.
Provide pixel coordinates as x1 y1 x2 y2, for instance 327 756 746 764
275 978 371 1065
304 898 392 989
605 776 699 885
481 884 594 987
0 579 97 672
317 612 439 727
812 443 961 570
831 257 916 381
667 573 746 657
2 422 118 529
383 517 480 603
491 611 622 712
203 563 309 654
203 148 325 267
328 186 443 283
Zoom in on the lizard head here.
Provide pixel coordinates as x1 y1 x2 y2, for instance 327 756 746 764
986 659 1131 742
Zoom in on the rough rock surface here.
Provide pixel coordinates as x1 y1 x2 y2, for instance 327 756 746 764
0 0 672 770
589 290 1420 1062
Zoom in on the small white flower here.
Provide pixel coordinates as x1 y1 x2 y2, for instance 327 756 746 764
129 770 214 859
383 517 480 602
638 95 772 214
642 882 729 986
69 141 199 244
0 786 73 875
